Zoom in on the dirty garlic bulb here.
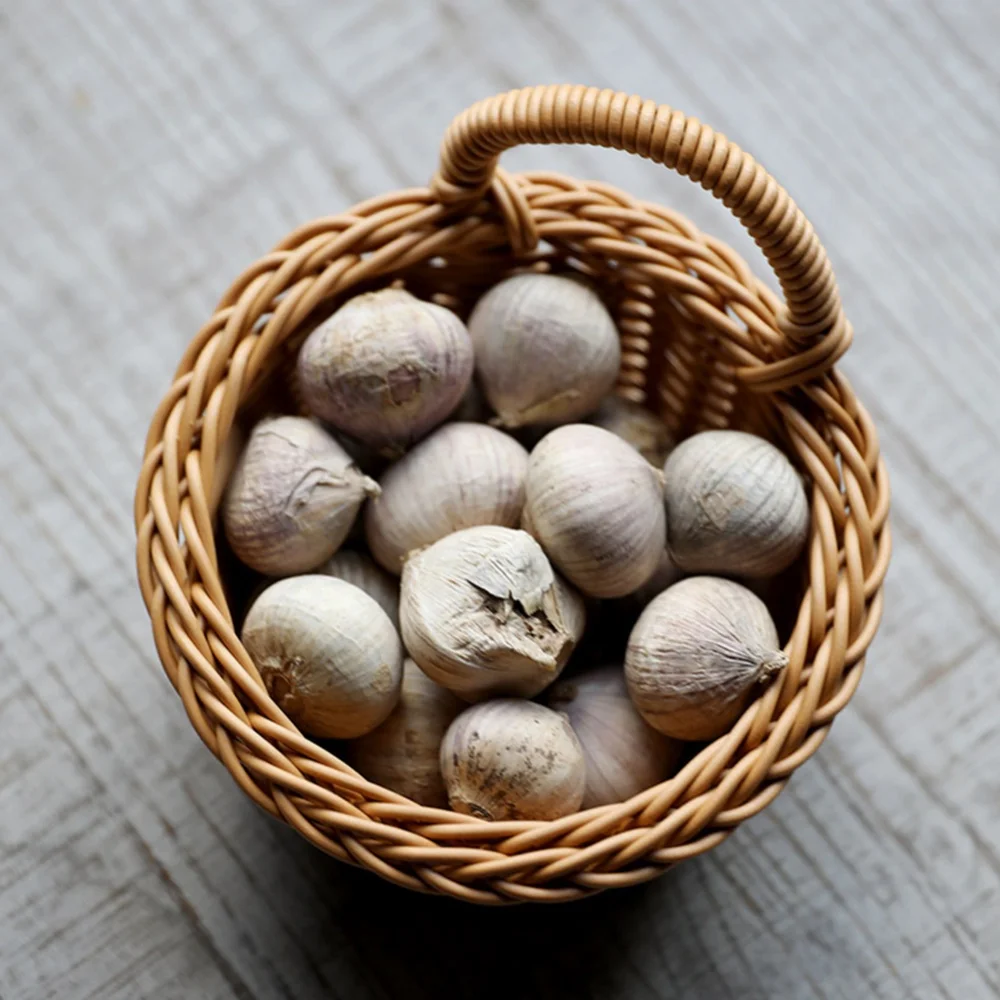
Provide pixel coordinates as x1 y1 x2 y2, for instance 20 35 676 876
441 700 586 820
548 666 681 808
349 660 463 807
468 273 621 428
223 416 379 575
524 424 666 598
297 288 474 453
241 576 403 738
590 396 675 467
400 526 585 700
664 429 809 578
318 549 399 628
365 422 529 573
625 576 787 741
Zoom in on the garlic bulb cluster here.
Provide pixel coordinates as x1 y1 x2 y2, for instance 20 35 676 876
663 429 809 578
241 576 403 739
298 288 474 453
548 666 681 808
468 273 621 428
220 280 815 824
223 416 379 576
400 525 585 700
441 700 585 820
365 422 528 573
625 576 786 740
349 660 462 807
524 424 666 598
590 396 675 467
319 549 399 627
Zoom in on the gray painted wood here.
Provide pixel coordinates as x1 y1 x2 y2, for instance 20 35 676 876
1 0 998 997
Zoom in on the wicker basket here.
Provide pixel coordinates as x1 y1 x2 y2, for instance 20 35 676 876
134 85 891 904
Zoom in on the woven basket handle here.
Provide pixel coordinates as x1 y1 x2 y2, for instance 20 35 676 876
432 84 846 349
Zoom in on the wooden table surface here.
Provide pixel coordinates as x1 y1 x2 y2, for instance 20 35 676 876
2 1 998 997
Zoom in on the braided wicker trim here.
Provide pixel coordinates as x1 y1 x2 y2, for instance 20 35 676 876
135 87 890 904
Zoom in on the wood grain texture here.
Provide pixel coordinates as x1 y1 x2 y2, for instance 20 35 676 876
1 0 998 996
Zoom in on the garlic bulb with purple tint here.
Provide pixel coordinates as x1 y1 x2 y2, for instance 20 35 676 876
468 273 620 428
625 576 787 741
223 416 378 576
365 422 528 573
297 288 473 453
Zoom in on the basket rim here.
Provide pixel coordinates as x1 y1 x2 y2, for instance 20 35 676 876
134 167 890 904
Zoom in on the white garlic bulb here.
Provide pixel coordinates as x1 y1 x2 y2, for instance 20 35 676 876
590 396 675 467
365 422 529 573
440 700 586 820
242 575 403 739
223 416 379 576
297 288 474 453
663 429 809 578
400 526 585 700
524 424 666 598
627 549 684 610
318 549 399 627
349 659 463 807
625 576 787 741
468 273 621 428
548 666 681 807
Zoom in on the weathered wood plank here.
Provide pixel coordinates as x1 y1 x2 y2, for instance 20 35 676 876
1 0 999 997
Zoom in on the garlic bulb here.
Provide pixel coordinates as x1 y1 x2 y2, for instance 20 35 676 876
663 430 809 578
365 422 529 573
548 666 681 807
297 288 474 453
440 700 585 820
400 525 585 700
318 549 399 627
223 416 379 576
524 424 666 598
625 576 787 740
349 659 462 807
241 575 403 739
468 273 621 428
590 396 675 467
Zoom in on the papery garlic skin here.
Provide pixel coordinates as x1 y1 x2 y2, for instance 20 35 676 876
242 576 403 739
468 273 621 428
548 666 681 807
440 700 585 820
663 430 809 578
223 416 379 576
349 660 462 807
318 549 399 628
400 526 585 700
590 396 675 467
625 576 787 741
365 422 529 574
297 288 474 453
524 424 666 598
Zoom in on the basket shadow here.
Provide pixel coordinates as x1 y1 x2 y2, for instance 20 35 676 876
276 819 722 1000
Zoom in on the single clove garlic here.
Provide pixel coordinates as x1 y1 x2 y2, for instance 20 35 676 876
365 421 529 573
625 576 787 741
297 288 474 453
241 575 403 739
223 416 378 576
440 699 586 820
468 273 621 428
400 525 585 700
